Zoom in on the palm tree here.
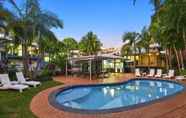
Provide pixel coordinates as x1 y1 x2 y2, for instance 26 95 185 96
79 31 102 55
26 0 63 60
1 0 63 76
133 0 164 12
63 37 78 56
63 37 78 76
122 32 139 68
150 0 186 72
121 44 132 58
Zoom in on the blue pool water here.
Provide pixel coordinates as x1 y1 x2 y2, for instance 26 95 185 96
55 79 184 111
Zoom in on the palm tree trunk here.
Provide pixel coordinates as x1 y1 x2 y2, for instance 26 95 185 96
165 49 169 70
168 48 172 69
147 48 150 69
37 31 45 60
183 28 186 64
179 50 184 70
183 28 186 51
133 42 136 70
173 45 181 72
33 30 44 78
22 39 29 76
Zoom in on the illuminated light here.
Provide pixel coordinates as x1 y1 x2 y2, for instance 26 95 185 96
44 57 49 62
141 99 145 103
116 87 121 90
148 94 152 98
126 85 137 91
168 83 174 89
110 89 115 97
157 82 162 87
106 87 109 89
64 102 70 106
150 82 155 87
160 88 163 93
156 96 159 99
103 88 108 95
164 89 167 96
135 81 140 86
135 86 139 90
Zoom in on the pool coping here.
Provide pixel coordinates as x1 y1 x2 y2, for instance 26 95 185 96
48 78 186 114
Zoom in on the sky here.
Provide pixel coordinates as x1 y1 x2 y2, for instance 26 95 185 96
10 0 154 48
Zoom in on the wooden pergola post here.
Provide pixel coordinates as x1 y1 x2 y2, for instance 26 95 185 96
65 59 68 78
114 59 116 73
89 59 92 80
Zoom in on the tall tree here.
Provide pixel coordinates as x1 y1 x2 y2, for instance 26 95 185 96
122 32 139 68
150 0 186 72
133 0 164 12
79 31 102 55
63 37 78 55
1 0 63 76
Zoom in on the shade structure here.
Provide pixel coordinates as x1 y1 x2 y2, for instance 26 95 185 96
68 54 123 80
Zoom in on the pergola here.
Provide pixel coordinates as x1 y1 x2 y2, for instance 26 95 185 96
66 54 123 80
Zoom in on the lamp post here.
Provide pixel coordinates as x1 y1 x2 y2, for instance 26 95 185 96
65 49 70 78
89 59 92 80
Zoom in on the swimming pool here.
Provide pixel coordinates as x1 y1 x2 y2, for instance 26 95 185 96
49 79 185 113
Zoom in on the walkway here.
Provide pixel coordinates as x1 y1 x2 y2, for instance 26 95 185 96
30 74 186 118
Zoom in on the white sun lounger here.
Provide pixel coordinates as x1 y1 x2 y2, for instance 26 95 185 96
16 72 41 87
164 70 175 79
135 68 141 77
155 69 162 78
175 76 185 81
0 74 29 93
147 69 155 77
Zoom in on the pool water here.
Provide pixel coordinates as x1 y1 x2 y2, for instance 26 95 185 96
55 79 184 111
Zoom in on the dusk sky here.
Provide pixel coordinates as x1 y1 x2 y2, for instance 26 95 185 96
12 0 154 48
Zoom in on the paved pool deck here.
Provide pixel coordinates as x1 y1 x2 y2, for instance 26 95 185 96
30 74 186 118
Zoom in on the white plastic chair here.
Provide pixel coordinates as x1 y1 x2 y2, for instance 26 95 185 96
135 68 141 77
0 74 29 93
155 69 162 78
147 69 155 77
164 70 175 79
16 72 41 88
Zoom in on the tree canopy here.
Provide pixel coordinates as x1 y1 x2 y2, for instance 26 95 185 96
79 31 102 55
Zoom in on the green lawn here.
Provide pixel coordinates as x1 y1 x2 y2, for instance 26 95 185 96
0 80 62 118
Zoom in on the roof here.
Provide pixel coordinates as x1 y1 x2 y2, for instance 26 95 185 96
70 53 123 62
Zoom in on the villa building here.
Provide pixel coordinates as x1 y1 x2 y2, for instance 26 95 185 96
123 43 166 72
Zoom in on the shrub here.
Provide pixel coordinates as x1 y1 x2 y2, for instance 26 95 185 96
179 69 186 76
35 63 56 81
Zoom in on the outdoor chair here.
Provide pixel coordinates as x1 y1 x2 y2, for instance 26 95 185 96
164 69 175 79
0 74 29 93
147 69 155 77
135 68 141 77
16 72 41 87
175 76 185 81
155 69 162 78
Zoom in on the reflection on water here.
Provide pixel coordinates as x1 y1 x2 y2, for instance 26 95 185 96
56 80 184 110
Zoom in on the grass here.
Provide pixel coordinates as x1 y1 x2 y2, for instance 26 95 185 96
0 80 62 118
